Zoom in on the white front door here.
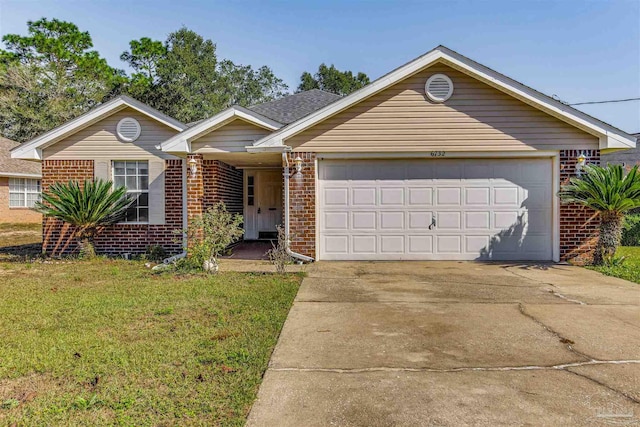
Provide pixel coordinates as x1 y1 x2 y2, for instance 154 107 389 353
244 169 282 240
318 158 553 261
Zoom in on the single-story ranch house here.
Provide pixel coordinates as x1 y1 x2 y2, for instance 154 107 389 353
11 46 637 262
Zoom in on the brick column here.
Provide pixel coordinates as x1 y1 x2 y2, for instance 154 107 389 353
559 149 600 264
286 152 316 258
186 154 204 221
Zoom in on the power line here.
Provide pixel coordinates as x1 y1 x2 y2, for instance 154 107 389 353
569 97 640 106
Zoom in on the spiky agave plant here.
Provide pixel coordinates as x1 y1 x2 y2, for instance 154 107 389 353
558 165 640 265
35 179 133 258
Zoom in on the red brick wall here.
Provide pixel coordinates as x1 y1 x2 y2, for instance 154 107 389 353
42 159 184 257
186 154 204 221
559 149 600 264
286 152 316 258
203 160 243 215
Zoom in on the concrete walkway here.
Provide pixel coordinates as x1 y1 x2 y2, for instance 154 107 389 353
247 262 640 426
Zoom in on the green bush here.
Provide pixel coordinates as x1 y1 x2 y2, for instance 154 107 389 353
622 214 640 246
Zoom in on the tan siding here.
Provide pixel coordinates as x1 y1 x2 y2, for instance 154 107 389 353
191 119 272 153
288 64 598 152
43 108 180 160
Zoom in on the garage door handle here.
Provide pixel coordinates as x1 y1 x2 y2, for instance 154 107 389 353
429 217 436 230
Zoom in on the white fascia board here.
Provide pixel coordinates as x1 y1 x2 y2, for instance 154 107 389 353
11 96 187 160
0 172 42 178
254 46 636 150
245 144 288 153
161 106 282 153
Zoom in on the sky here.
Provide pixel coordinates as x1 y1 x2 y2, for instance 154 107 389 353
1 0 639 133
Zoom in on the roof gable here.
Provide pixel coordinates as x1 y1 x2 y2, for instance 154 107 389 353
0 137 41 177
161 106 282 153
252 46 636 151
11 96 187 160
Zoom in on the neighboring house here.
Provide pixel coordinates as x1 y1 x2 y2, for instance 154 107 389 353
11 46 637 262
0 137 42 223
602 133 640 168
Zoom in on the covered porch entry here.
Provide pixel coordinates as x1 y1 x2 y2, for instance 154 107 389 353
185 151 284 246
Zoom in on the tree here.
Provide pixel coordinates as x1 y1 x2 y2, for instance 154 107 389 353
0 18 126 142
120 28 288 123
558 165 640 265
119 37 165 103
35 180 133 258
297 63 370 96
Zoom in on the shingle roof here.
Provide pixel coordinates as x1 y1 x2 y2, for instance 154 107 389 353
249 89 342 125
0 137 41 176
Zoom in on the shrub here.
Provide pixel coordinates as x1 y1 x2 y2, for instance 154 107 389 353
181 202 243 273
622 214 640 246
268 225 291 274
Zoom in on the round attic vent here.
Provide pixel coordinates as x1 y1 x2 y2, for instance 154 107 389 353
425 74 454 102
116 117 141 142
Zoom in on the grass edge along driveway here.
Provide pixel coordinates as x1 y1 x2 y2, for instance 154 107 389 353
0 259 301 426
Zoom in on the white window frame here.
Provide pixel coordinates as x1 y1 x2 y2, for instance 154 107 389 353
8 178 41 208
112 160 149 224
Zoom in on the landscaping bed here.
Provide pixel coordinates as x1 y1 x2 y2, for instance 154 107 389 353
0 259 300 426
588 246 640 284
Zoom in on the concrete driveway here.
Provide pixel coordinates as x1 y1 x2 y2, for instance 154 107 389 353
247 262 640 427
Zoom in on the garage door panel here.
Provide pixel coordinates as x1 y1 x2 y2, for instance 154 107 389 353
325 212 349 230
465 187 490 205
352 235 377 253
437 211 461 230
352 187 376 205
324 187 348 206
380 211 404 229
408 187 433 205
319 158 553 261
380 187 404 205
436 187 462 205
409 211 434 229
465 211 491 230
381 235 405 253
408 235 433 253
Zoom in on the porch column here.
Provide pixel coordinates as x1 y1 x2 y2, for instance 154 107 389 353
186 154 204 222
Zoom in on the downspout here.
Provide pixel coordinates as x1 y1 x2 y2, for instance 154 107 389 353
160 158 188 265
282 150 315 263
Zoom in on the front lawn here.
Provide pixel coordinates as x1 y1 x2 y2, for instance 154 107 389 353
0 259 300 426
589 246 640 284
0 223 41 259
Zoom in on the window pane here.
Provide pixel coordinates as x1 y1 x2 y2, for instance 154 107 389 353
138 175 148 190
248 176 254 185
126 176 137 190
248 187 254 196
126 207 137 222
114 176 125 188
138 161 148 175
138 208 149 222
26 193 40 207
137 192 148 207
10 193 25 207
27 179 38 191
9 178 24 192
126 162 137 174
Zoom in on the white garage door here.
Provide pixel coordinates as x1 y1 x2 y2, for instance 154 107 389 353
318 158 553 261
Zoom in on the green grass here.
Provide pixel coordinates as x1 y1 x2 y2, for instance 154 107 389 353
589 246 640 284
0 259 300 426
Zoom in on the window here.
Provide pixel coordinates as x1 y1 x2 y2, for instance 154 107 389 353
113 161 149 223
247 175 255 206
9 178 41 208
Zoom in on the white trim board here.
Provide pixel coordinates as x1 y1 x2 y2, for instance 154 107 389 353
161 106 282 154
11 96 188 160
253 46 636 151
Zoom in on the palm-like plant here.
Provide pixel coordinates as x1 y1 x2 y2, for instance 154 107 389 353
558 165 640 265
35 179 133 258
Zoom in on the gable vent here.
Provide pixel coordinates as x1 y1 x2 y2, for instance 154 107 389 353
425 74 454 102
116 117 141 142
